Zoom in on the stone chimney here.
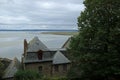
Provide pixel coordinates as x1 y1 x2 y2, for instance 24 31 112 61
24 39 28 56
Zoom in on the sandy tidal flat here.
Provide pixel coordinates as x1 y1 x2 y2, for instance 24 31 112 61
0 31 71 60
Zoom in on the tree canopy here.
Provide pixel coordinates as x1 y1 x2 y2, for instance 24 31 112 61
68 0 120 80
14 70 42 80
0 61 4 79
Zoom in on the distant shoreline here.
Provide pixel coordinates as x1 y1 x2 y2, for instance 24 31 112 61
0 29 78 32
0 29 78 35
42 31 78 35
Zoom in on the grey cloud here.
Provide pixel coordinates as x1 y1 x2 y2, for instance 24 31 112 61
0 0 84 29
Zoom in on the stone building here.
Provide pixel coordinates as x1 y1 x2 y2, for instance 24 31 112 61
22 37 71 77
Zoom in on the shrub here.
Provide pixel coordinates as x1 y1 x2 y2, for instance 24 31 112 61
14 70 42 80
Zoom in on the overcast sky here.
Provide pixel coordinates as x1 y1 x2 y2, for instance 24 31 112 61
0 0 85 29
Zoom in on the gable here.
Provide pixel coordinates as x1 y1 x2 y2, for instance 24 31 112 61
27 37 49 52
53 51 70 64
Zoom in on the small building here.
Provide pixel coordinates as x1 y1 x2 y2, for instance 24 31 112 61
22 37 71 77
2 57 21 80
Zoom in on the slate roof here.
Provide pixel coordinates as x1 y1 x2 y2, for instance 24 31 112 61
62 37 71 48
53 51 70 64
49 48 66 51
24 51 53 63
27 37 49 52
2 57 21 79
23 37 71 65
23 50 70 64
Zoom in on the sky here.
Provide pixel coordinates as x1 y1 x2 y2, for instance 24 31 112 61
0 0 85 30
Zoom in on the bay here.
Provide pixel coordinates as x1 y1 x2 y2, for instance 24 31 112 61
0 31 71 60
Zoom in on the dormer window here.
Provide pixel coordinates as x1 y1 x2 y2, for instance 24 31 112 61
37 50 43 60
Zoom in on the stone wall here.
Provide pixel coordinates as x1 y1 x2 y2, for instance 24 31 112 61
52 63 71 77
25 61 52 76
24 62 71 77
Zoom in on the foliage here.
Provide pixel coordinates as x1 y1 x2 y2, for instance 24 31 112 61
68 0 120 80
42 76 68 80
14 70 42 80
0 61 4 79
14 70 68 80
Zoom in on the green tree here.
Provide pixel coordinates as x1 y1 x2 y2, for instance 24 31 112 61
14 70 42 80
0 61 4 79
68 0 120 80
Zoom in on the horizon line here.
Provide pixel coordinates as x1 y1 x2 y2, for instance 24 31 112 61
0 23 77 25
0 29 78 31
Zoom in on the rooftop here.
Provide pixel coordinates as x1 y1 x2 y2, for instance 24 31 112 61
23 37 71 65
3 57 21 79
53 51 70 64
27 37 49 52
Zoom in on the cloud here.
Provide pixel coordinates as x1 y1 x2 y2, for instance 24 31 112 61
0 16 30 24
65 3 85 11
35 1 84 12
0 0 85 29
36 2 56 9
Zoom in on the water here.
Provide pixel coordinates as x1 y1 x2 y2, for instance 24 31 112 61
0 24 77 30
0 31 71 60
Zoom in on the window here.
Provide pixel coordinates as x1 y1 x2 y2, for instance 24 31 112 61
37 50 43 60
63 64 67 71
54 65 59 72
38 66 42 73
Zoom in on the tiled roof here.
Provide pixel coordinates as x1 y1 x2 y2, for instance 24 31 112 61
23 51 54 63
27 37 49 52
23 37 71 65
62 37 71 48
23 50 70 65
53 51 70 64
2 57 21 79
49 48 66 51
